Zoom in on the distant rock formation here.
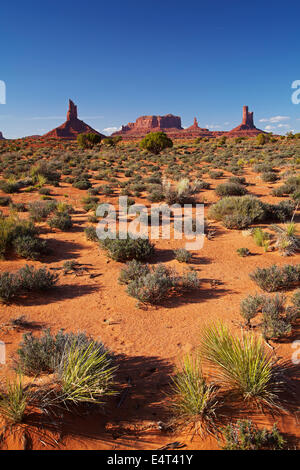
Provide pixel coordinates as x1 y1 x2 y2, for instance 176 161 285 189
113 114 183 137
228 106 264 136
43 100 105 140
0 132 5 140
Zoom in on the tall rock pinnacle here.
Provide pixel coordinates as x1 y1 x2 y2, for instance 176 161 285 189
67 99 78 120
43 99 105 140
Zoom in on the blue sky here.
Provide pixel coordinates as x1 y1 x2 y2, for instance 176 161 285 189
1 0 300 138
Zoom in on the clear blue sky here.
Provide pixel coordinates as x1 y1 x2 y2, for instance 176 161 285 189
1 0 300 138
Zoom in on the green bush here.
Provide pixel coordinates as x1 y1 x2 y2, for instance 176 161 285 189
84 225 98 241
140 132 173 154
13 235 47 260
250 264 300 292
173 248 192 263
100 235 155 262
215 182 247 197
77 133 102 149
48 212 72 230
123 262 199 305
28 200 56 222
208 196 266 229
240 293 265 327
0 265 58 303
16 329 106 376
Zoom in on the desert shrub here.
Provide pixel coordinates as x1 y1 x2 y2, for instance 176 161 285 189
0 265 58 303
28 200 56 221
77 133 102 149
48 212 72 231
221 420 285 450
261 294 292 341
12 234 47 260
16 329 107 377
140 132 173 154
236 247 250 257
100 235 155 262
124 263 199 305
119 259 150 285
228 176 246 185
200 323 286 409
215 182 247 197
173 248 192 263
265 200 295 222
38 187 51 195
72 180 92 190
208 170 223 179
0 216 44 259
291 289 300 311
0 180 20 193
10 202 27 212
0 272 22 303
208 196 266 229
169 355 219 436
261 171 278 183
250 264 300 292
240 293 265 327
256 133 267 145
31 161 60 183
0 196 11 206
84 225 98 241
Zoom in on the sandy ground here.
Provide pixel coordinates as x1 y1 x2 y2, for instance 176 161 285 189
0 165 299 450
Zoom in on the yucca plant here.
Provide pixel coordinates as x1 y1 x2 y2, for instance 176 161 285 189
169 354 220 436
0 375 28 424
57 341 117 406
200 323 285 410
271 223 300 256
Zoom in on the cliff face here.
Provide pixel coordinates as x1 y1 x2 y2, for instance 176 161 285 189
43 100 105 140
0 132 4 140
114 114 183 136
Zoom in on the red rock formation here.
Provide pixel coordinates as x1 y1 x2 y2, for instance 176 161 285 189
113 114 183 137
43 100 105 140
228 106 264 136
0 132 4 140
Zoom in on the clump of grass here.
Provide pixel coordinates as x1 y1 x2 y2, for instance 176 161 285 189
0 375 28 425
252 228 271 251
169 355 220 436
237 247 250 257
57 341 117 405
200 323 286 410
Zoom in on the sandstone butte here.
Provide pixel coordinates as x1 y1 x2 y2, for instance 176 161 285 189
112 105 266 140
42 100 105 140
